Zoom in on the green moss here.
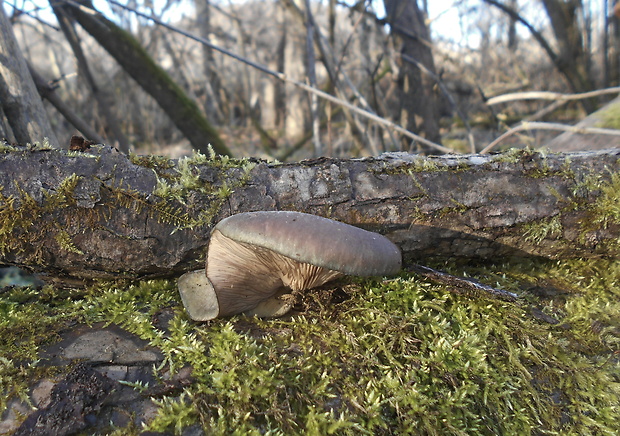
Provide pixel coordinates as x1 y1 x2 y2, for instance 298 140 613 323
144 147 256 228
0 260 620 435
523 215 564 244
0 173 103 266
0 139 55 153
487 147 532 164
0 148 259 265
1 259 619 434
510 158 620 252
2 147 619 433
128 153 175 170
594 102 620 130
0 142 19 153
567 169 620 251
55 230 84 255
148 259 619 434
588 171 620 229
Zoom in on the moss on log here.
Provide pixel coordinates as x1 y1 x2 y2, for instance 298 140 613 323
0 143 618 283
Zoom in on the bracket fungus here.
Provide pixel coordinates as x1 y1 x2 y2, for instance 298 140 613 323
177 211 402 321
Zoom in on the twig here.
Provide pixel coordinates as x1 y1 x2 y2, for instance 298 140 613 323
63 0 453 155
487 87 620 106
5 1 60 30
408 264 518 302
482 0 558 66
524 100 567 122
480 121 620 154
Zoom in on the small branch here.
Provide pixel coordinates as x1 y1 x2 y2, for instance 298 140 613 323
28 63 106 145
480 121 620 154
5 1 60 30
487 87 620 106
482 0 558 66
408 264 518 302
524 100 567 122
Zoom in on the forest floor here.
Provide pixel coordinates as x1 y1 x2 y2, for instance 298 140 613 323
1 257 619 435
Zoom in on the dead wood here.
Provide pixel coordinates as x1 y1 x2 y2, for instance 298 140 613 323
0 145 618 285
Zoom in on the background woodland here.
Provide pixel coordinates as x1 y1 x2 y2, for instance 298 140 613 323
3 0 620 160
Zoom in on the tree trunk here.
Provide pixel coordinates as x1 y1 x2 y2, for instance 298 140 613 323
0 5 59 148
63 0 231 156
507 0 519 50
195 0 224 124
0 145 618 285
540 0 596 110
383 0 442 152
283 0 308 140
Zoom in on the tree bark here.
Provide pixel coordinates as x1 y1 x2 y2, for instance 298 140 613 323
0 145 618 285
0 4 59 148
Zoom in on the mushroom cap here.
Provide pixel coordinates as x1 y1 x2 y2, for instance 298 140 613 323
214 211 402 276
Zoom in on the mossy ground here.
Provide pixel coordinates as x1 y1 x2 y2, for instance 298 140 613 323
1 258 619 435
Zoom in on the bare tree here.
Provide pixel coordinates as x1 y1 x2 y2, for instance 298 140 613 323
540 0 595 107
51 3 130 153
196 0 224 124
282 0 309 140
0 3 59 147
383 0 442 152
63 0 232 156
484 0 596 111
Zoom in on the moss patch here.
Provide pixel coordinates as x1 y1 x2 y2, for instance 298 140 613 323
594 101 620 130
1 258 619 434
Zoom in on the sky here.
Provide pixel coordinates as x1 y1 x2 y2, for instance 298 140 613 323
7 0 606 53
3 0 476 46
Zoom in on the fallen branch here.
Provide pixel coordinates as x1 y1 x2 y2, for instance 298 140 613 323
407 264 518 301
480 121 620 154
487 87 620 106
0 145 618 284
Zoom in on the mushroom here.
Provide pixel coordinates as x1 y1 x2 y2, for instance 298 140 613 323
178 211 402 321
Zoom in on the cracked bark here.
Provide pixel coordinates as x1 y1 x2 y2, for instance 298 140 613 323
0 145 618 285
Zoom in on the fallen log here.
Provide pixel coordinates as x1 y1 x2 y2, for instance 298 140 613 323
0 143 618 284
